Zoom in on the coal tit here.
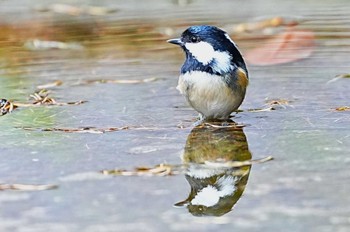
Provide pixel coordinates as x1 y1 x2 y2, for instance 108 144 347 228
168 25 248 120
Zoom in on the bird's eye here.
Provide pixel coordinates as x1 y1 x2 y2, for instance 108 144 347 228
190 36 200 43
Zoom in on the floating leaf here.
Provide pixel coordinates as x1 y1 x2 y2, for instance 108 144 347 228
0 183 57 191
245 29 315 65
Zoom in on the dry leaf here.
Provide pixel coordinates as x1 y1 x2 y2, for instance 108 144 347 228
245 29 315 65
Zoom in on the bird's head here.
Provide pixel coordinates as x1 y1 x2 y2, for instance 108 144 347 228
167 25 247 75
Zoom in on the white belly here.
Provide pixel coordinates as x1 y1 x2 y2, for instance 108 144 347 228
177 71 244 120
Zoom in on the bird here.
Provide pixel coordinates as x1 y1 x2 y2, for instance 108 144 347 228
167 25 249 121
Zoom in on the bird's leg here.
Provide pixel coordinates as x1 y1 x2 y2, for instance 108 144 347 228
192 114 205 127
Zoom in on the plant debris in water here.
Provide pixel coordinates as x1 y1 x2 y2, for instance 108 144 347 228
21 126 130 134
232 16 301 34
74 77 160 85
0 99 17 116
248 98 292 112
101 164 177 176
37 80 63 89
327 73 350 84
35 4 118 16
0 183 57 191
333 106 350 111
24 39 84 51
101 156 273 177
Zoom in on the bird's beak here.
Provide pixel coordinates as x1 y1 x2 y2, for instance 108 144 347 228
167 38 183 46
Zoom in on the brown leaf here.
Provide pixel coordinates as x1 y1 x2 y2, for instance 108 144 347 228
245 29 315 65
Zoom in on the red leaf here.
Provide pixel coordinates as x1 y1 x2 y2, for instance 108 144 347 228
245 30 315 66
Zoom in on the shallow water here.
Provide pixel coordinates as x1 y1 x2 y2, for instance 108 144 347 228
0 0 350 231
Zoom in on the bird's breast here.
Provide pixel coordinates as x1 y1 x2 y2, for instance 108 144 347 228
177 71 246 119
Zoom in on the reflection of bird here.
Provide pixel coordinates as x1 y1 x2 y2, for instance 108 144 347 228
175 123 251 216
168 25 248 121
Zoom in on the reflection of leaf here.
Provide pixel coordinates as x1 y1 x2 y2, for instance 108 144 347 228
245 30 315 65
0 183 57 191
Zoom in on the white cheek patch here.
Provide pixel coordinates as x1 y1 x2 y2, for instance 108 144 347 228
185 41 233 73
212 51 232 74
185 41 215 65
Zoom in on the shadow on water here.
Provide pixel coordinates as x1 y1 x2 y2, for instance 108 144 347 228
176 123 251 216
